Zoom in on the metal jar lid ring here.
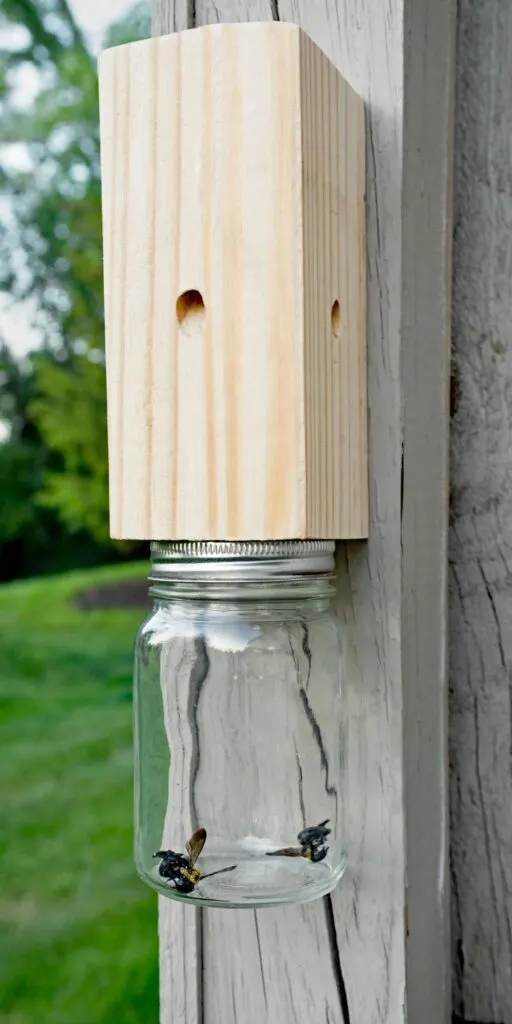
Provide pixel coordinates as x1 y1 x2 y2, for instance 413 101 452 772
150 540 335 581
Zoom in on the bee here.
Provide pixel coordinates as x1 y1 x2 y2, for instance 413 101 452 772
266 819 331 864
153 827 236 894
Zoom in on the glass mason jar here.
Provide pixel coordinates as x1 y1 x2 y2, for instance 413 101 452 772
134 541 347 909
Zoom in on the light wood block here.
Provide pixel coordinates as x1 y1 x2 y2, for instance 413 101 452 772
99 23 367 540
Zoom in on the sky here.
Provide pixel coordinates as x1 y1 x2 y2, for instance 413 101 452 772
0 0 136 356
71 0 137 52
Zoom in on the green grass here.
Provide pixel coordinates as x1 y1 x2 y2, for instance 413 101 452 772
0 563 158 1024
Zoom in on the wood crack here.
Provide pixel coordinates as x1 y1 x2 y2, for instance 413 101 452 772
294 741 306 828
209 0 220 22
324 895 351 1024
400 439 404 523
477 559 506 672
490 802 512 961
477 557 512 786
450 841 466 1018
473 694 499 980
301 624 312 691
187 637 210 829
289 624 336 798
297 681 337 799
198 908 204 1024
453 1019 508 1024
253 912 268 1012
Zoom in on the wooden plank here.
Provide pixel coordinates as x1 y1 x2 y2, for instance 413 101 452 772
150 0 454 1022
285 2 455 1017
203 902 345 1024
157 640 202 1024
400 0 454 1017
192 1 455 1023
152 0 190 33
195 1 276 22
99 24 366 542
198 624 346 1024
153 594 348 1024
149 14 198 1024
450 0 512 1019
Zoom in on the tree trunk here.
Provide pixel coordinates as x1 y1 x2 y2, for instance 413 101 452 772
151 1 455 1021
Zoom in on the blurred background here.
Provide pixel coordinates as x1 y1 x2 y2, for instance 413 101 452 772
0 2 158 1021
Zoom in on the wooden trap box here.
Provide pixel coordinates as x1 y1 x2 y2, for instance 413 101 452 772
99 23 367 540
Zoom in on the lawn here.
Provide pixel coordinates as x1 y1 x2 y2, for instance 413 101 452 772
0 562 158 1024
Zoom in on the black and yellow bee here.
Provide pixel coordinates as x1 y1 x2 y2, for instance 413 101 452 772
153 827 236 894
266 819 331 864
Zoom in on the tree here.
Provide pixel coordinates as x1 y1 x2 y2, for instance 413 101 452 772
0 342 100 580
0 343 45 544
30 354 110 542
0 0 149 564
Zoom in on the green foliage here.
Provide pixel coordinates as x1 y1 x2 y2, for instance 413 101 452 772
0 561 158 1023
30 354 110 541
0 1 149 575
0 343 34 436
0 342 58 575
104 2 151 47
0 437 44 540
0 343 117 579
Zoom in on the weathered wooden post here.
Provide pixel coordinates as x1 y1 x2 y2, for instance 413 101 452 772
146 2 455 1021
450 1 512 1020
102 0 455 1018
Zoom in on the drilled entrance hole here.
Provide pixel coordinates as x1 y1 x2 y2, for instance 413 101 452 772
176 289 205 329
331 299 341 340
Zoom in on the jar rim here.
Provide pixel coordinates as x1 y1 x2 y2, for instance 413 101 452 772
150 540 335 582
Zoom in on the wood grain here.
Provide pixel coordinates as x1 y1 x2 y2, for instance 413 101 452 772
150 13 201 1021
300 31 367 538
152 0 190 33
99 23 366 541
158 640 201 1024
158 613 346 1024
201 622 344 1023
151 1 455 1022
400 0 454 1017
450 0 512 1019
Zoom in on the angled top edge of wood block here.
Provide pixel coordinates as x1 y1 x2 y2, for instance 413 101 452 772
98 21 360 96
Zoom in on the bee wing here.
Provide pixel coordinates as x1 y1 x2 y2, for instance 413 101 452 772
266 846 303 857
186 827 207 866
